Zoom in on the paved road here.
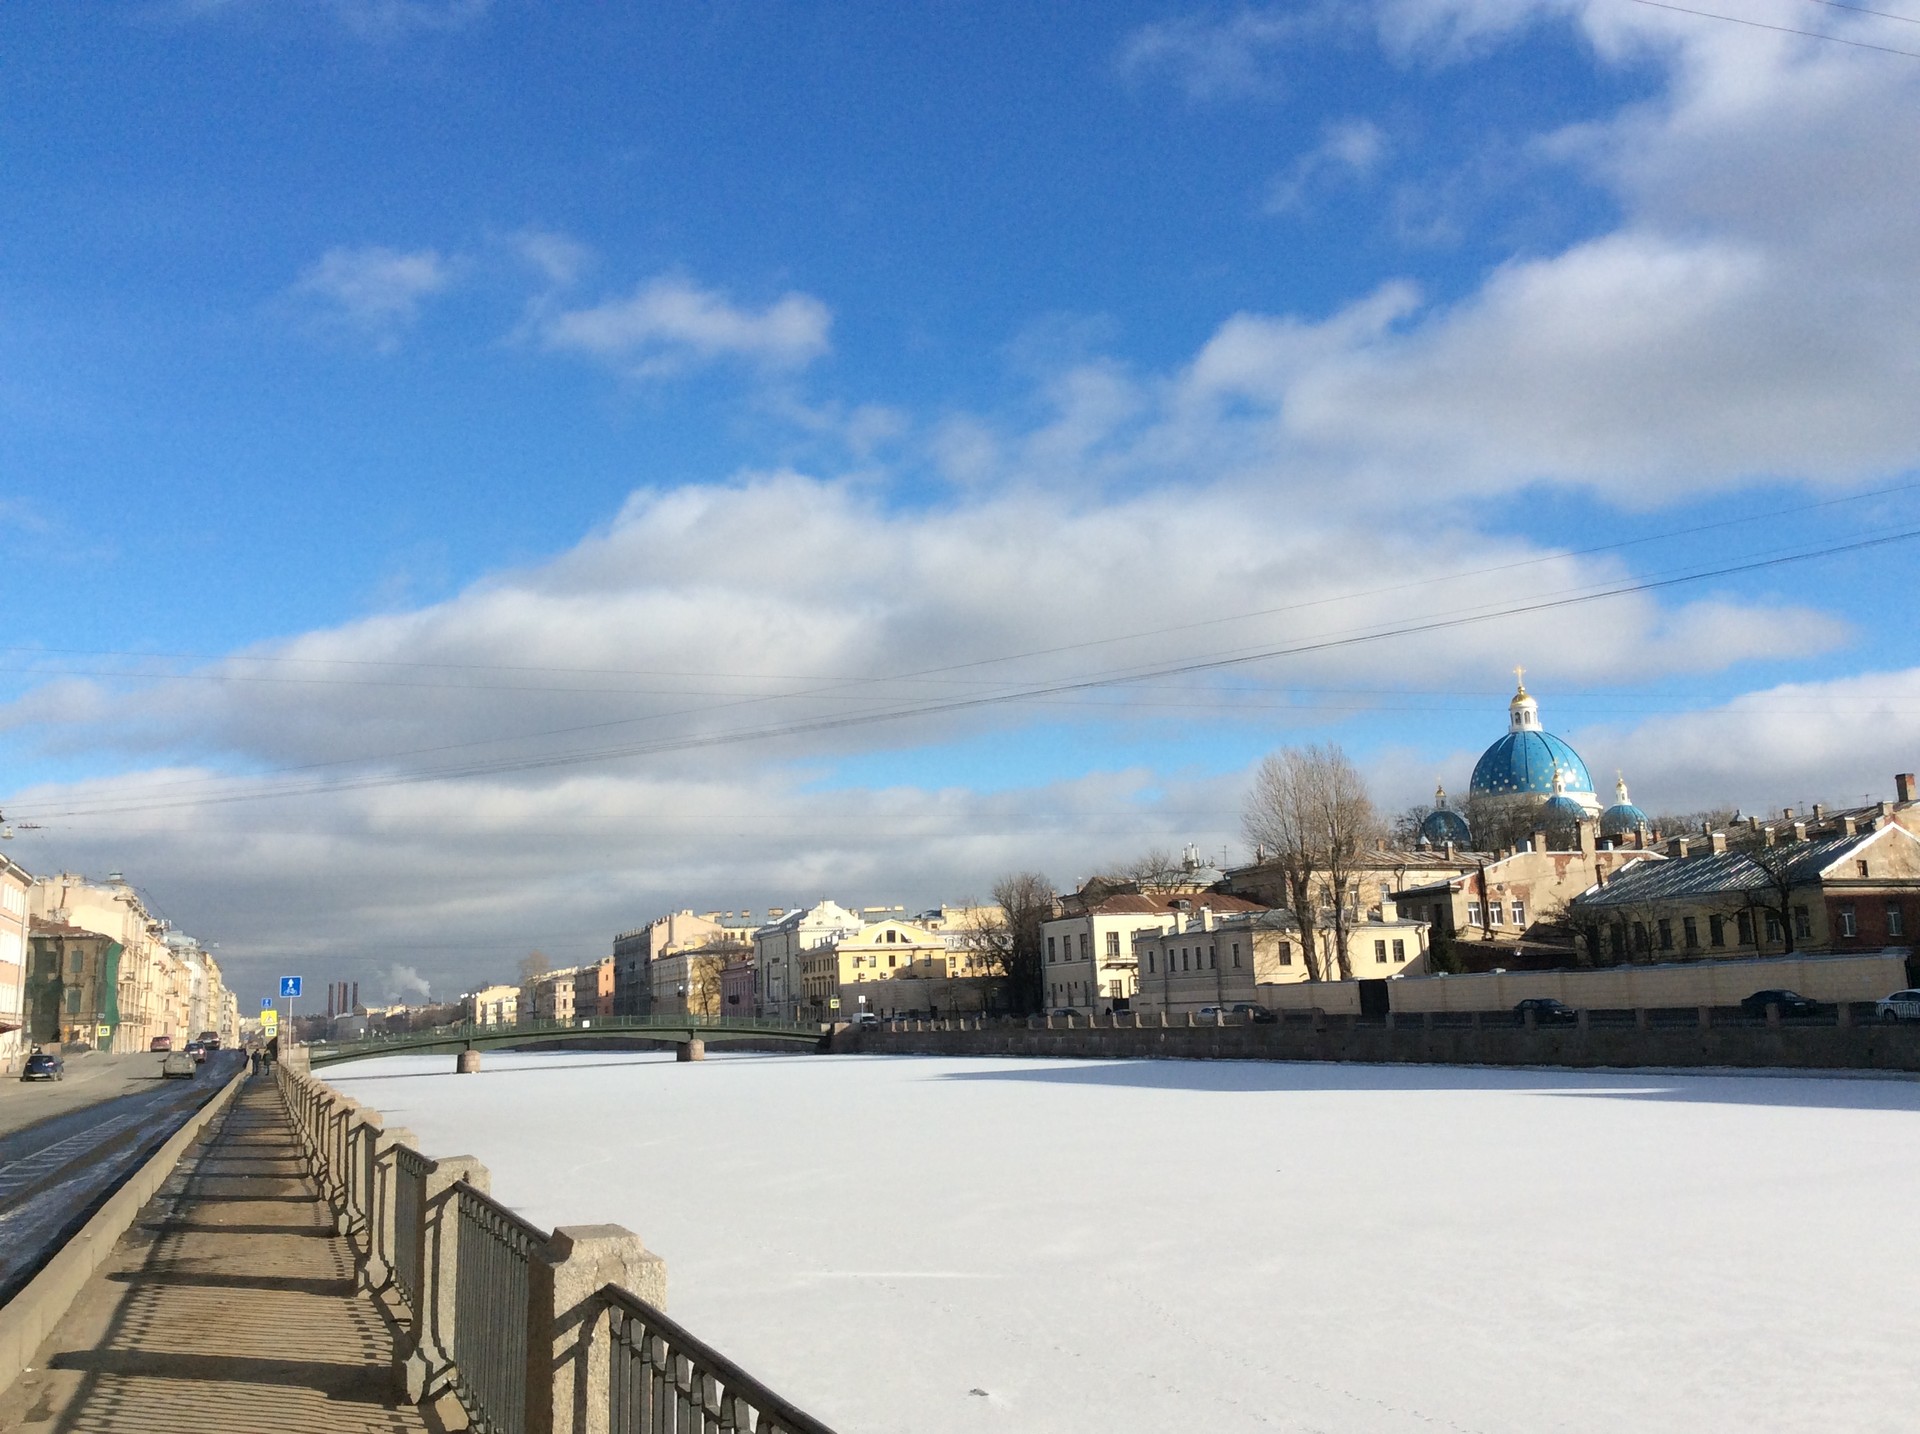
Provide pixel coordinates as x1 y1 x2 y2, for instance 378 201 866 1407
0 1051 248 1302
0 1051 185 1139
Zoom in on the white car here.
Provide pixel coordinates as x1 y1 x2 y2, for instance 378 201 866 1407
1874 989 1920 1023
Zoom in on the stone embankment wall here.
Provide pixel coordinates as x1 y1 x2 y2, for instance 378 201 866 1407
854 1018 1920 1073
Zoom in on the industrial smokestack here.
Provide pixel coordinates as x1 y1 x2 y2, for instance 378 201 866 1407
326 984 336 1019
351 980 359 1014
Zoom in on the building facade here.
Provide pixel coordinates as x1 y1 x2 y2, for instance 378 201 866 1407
1042 890 1265 1013
753 901 864 1022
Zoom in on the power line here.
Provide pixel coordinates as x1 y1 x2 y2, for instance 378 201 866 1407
19 521 1918 822
1628 0 1920 57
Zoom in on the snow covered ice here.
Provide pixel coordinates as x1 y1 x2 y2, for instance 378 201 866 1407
330 1051 1920 1433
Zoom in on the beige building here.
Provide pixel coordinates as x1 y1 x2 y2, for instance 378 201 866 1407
1131 905 1430 1017
572 957 614 1020
652 939 750 1016
613 908 763 1016
464 982 520 1026
753 900 864 1021
1043 890 1265 1013
523 966 582 1023
0 855 31 1070
25 871 229 1053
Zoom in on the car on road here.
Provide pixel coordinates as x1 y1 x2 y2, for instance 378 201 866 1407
1047 1007 1079 1019
149 1035 173 1052
851 1012 880 1029
197 1030 221 1049
1739 988 1822 1019
1874 989 1920 1023
183 1040 208 1064
1229 1002 1279 1024
1514 997 1579 1026
161 1050 197 1079
20 1050 63 1082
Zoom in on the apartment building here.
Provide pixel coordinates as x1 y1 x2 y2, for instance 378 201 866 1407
1042 890 1264 1013
753 900 864 1022
464 982 520 1026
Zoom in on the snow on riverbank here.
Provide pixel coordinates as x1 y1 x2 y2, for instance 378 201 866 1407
330 1052 1920 1433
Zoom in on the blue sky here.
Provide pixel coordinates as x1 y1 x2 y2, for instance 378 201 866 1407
6 0 1920 1001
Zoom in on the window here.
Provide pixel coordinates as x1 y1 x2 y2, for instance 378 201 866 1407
1857 860 1870 878
1610 924 1626 959
1180 949 1188 971
1147 952 1155 973
1793 905 1811 939
1487 902 1503 926
1709 915 1725 948
1393 939 1405 960
1737 910 1754 945
1231 941 1241 968
1106 931 1120 958
1209 945 1217 969
1633 921 1649 952
888 953 896 968
1466 900 1483 926
1079 933 1090 960
1682 917 1698 949
1510 900 1526 927
1888 905 1905 937
1374 939 1387 963
65 988 80 1012
1838 905 1857 938
1657 919 1673 950
1278 942 1293 966
1765 911 1783 943
1047 936 1056 962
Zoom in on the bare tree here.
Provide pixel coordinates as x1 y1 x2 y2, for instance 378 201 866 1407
1242 744 1380 981
963 873 1054 1013
685 948 737 1017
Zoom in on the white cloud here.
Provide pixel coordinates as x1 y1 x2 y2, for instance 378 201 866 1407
539 276 832 378
1266 116 1388 212
1117 6 1340 100
292 245 456 349
172 0 491 40
508 228 593 288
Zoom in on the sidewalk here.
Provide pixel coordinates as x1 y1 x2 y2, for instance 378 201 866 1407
0 1074 435 1434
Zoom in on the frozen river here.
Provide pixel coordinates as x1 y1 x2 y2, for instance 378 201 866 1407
330 1050 1919 1434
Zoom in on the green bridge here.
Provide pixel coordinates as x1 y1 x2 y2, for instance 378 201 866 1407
304 1015 827 1067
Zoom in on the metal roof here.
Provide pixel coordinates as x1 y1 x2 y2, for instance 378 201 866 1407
1572 831 1873 909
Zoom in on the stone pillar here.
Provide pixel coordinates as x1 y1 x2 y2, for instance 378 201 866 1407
361 1124 417 1296
524 1225 669 1434
400 1155 492 1404
676 1038 705 1062
457 1048 481 1074
1836 1001 1853 1028
1765 1002 1782 1029
1576 1008 1590 1034
342 1105 383 1239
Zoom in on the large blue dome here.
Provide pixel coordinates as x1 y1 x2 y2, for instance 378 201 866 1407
1420 807 1474 846
1470 730 1594 798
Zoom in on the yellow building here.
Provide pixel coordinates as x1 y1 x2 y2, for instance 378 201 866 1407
1132 906 1430 1018
464 982 520 1026
799 916 998 1021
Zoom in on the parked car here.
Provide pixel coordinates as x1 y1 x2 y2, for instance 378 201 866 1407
851 1012 880 1029
1229 1002 1278 1024
1047 1007 1078 1019
183 1040 208 1064
20 1049 63 1082
196 1030 221 1050
1874 989 1920 1023
1513 997 1579 1026
161 1050 197 1079
1739 988 1821 1018
149 1034 173 1052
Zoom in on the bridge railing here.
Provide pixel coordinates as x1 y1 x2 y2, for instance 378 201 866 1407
306 1013 822 1062
272 1058 837 1434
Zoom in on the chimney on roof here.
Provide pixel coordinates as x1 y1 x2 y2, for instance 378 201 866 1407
1842 816 1858 838
1667 837 1689 860
1763 826 1777 847
1782 807 1795 822
1792 821 1808 842
1578 819 1596 858
1200 905 1215 932
1531 827 1548 855
1375 837 1387 852
1444 841 1456 860
1898 773 1918 804
1812 803 1825 822
1710 831 1727 855
1748 815 1762 832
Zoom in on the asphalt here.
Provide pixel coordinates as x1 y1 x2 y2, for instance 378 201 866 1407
0 1074 438 1434
0 1056 180 1142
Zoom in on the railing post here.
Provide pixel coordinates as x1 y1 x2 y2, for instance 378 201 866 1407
399 1155 492 1403
526 1225 668 1434
361 1123 417 1296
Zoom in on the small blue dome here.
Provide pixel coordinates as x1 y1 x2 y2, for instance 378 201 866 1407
1470 731 1594 799
1543 794 1587 821
1599 802 1649 838
1420 807 1473 846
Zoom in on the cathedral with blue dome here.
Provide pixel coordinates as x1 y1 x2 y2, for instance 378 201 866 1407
1418 671 1653 849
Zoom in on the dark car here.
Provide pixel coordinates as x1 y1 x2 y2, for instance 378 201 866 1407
20 1050 64 1082
1229 1002 1279 1024
1514 997 1579 1026
196 1030 221 1050
1740 988 1821 1018
183 1041 208 1065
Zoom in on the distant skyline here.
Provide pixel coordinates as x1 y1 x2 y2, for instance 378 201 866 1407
5 1 1920 1004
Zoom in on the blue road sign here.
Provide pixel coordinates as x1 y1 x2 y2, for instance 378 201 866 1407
261 997 273 1009
280 977 303 999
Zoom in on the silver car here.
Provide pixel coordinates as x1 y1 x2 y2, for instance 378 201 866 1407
1874 989 1920 1023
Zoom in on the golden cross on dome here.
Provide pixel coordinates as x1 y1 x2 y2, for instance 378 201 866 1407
1513 663 1526 692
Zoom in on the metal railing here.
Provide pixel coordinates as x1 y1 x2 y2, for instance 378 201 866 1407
306 1014 822 1063
605 1287 836 1434
271 1055 838 1434
453 1182 538 1434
